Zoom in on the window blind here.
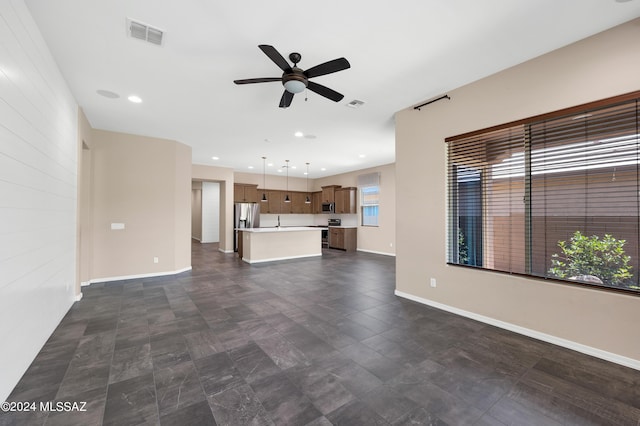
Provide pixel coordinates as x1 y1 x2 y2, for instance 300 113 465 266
447 125 526 272
447 93 640 293
357 172 380 187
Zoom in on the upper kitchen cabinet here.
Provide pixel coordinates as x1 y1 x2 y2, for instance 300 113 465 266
312 192 322 214
280 191 293 214
335 187 357 214
321 185 341 203
234 183 258 203
264 190 282 214
291 192 312 214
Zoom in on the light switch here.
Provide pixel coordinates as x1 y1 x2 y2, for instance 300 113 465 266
111 223 125 230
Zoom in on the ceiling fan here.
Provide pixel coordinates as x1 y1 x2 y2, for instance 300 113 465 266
234 45 350 108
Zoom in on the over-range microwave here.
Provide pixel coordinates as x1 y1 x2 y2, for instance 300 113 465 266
321 202 335 213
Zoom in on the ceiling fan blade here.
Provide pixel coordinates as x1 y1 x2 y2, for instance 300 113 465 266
304 58 350 78
259 45 291 72
234 77 281 85
307 81 344 102
279 91 294 108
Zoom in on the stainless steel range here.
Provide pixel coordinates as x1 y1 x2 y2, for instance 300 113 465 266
327 218 341 227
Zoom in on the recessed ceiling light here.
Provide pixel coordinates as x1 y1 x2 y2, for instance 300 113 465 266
248 166 254 169
321 168 326 171
303 172 308 175
359 154 366 158
128 95 142 103
291 166 297 170
294 131 304 137
277 169 283 173
211 156 219 160
96 89 119 99
267 163 273 167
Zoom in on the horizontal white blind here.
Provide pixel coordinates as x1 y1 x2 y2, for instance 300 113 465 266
357 172 380 187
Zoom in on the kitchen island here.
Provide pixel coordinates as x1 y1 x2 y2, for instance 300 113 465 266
237 227 323 264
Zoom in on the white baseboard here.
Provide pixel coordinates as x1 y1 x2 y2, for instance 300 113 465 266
88 266 193 285
219 248 234 253
394 290 640 371
242 253 322 264
74 292 83 302
357 248 396 257
80 281 90 287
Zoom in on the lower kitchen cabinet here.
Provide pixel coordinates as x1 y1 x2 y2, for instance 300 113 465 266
328 227 357 251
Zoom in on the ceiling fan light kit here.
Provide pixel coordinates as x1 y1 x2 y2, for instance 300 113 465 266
234 45 350 108
283 79 306 94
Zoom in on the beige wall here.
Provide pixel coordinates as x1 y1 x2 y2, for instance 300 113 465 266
395 19 640 364
192 164 234 252
78 109 93 290
88 130 192 280
316 163 396 255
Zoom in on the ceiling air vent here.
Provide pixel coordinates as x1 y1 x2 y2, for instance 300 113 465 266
347 99 365 108
127 19 164 46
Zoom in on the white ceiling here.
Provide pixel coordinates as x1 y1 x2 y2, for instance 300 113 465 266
25 0 640 178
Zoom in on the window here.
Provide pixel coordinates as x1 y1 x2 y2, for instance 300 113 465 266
447 92 640 294
358 172 380 227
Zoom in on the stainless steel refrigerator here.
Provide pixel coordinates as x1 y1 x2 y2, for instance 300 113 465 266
234 203 260 251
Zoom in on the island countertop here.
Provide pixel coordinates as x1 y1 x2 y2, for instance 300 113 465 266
237 226 324 233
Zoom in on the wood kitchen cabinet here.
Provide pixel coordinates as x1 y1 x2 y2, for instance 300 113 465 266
234 184 258 203
328 227 357 251
321 185 341 203
280 191 293 214
234 183 353 215
291 192 312 214
335 187 357 214
312 192 322 214
264 190 282 214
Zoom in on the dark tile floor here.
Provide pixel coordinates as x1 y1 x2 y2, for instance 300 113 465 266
2 241 640 425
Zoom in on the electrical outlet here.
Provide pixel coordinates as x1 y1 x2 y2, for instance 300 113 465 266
430 278 437 288
153 257 159 264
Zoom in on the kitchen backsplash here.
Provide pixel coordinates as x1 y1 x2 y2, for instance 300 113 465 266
260 213 358 227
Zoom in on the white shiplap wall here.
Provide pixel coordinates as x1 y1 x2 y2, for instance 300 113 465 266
0 0 78 401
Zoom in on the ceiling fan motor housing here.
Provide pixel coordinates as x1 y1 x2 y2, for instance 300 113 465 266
289 52 302 64
282 68 307 93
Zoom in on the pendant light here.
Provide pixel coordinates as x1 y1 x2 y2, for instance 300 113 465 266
305 162 311 204
261 156 268 202
284 160 291 203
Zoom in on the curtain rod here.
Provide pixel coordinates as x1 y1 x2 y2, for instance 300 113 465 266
413 95 450 111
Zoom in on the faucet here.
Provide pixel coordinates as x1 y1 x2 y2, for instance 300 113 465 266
277 215 280 228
